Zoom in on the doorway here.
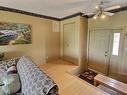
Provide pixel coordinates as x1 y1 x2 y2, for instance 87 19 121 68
88 29 124 76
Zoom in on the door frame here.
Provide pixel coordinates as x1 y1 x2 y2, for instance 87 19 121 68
108 29 125 77
63 21 77 63
60 17 80 65
87 29 111 75
87 28 125 75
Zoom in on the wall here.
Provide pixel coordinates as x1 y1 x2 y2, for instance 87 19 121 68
79 16 88 73
88 11 127 82
0 11 60 64
60 16 88 75
46 21 60 62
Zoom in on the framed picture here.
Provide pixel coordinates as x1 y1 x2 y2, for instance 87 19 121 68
0 22 31 45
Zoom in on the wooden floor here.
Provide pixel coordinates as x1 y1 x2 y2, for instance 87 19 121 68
38 60 109 95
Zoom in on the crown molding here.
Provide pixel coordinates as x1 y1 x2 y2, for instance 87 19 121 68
0 6 88 21
0 6 127 20
0 6 60 21
60 12 88 21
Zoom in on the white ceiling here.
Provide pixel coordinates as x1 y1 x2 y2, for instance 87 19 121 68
0 0 127 18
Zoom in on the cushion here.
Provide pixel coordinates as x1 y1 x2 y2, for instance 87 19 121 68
0 61 6 71
0 57 20 71
0 69 6 81
0 68 5 74
0 74 21 95
7 66 17 75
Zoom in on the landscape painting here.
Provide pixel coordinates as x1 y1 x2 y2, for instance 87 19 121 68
0 22 31 45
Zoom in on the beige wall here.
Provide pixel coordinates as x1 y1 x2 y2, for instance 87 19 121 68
88 11 127 82
79 16 88 73
46 21 60 62
0 11 60 64
60 16 88 75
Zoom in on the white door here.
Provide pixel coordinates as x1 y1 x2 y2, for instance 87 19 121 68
63 22 77 63
88 30 110 74
108 29 126 82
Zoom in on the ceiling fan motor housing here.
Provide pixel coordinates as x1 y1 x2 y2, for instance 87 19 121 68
96 5 104 16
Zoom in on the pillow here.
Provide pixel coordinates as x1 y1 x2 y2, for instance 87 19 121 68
7 66 17 75
0 61 7 71
0 69 6 80
4 59 16 70
0 57 20 71
0 74 21 95
0 58 19 70
0 68 5 74
0 66 6 78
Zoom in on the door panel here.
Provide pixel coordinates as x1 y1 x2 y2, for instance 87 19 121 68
108 29 127 83
63 22 77 63
88 29 127 83
109 30 122 75
88 30 110 74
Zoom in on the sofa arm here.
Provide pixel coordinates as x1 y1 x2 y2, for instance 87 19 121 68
17 56 59 95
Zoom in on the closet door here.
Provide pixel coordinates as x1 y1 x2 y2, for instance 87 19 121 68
88 30 110 74
63 22 77 63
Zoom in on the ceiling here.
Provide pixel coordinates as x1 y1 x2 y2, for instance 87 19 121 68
0 0 127 18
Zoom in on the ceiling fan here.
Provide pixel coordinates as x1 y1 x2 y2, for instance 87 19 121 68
93 1 121 19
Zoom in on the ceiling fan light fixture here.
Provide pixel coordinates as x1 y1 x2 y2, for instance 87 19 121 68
93 15 97 19
95 5 99 9
101 14 106 19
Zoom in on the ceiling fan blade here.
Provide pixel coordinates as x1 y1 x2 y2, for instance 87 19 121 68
105 5 121 11
104 12 114 16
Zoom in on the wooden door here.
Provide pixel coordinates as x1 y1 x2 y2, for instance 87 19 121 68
88 30 110 74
